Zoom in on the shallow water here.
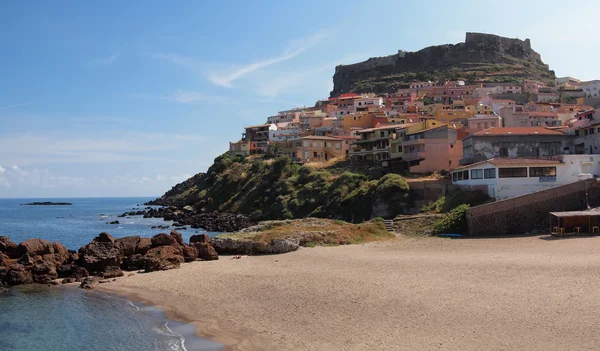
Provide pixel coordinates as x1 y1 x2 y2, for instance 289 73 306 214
0 197 223 351
0 285 223 351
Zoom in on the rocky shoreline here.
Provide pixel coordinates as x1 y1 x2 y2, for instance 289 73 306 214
117 205 254 233
0 230 219 291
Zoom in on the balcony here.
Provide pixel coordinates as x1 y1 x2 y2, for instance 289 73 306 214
403 152 426 162
402 138 425 147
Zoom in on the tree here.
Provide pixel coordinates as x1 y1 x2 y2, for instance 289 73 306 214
265 142 283 159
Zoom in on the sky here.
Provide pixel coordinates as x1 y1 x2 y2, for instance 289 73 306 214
1 0 599 198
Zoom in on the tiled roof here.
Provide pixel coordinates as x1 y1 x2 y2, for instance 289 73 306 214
528 111 559 117
473 127 565 136
301 135 343 141
356 124 407 133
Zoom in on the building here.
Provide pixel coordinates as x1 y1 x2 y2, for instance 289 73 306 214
239 123 277 153
229 140 257 157
296 136 348 163
533 87 560 103
460 127 575 165
435 108 471 122
267 109 301 124
354 97 383 112
484 83 523 94
527 111 561 127
499 105 529 127
467 114 502 131
341 112 374 130
452 155 600 200
350 125 404 163
523 79 547 94
580 80 600 98
428 85 476 104
269 128 302 142
393 124 465 173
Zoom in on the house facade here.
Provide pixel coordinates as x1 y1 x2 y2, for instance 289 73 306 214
460 127 575 165
452 155 600 200
350 125 404 163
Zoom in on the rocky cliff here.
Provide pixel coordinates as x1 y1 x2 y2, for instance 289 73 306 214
330 32 555 96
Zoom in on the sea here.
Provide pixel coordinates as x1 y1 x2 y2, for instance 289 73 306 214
0 197 223 351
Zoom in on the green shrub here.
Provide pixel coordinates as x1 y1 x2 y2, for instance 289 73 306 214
433 204 469 234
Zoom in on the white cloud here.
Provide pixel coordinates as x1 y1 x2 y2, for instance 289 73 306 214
85 52 120 67
0 166 5 174
151 30 327 89
156 175 167 181
0 102 35 110
207 31 327 88
163 90 233 104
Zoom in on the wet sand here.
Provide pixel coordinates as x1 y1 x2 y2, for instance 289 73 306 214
98 235 600 350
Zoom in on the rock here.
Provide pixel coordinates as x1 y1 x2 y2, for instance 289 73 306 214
0 253 7 266
192 241 219 261
78 234 121 274
17 238 55 257
170 230 184 246
211 237 299 255
17 252 34 266
96 232 116 243
80 277 99 290
62 277 76 284
183 205 194 212
0 236 19 258
150 233 177 248
107 220 120 225
143 246 184 272
57 264 89 279
5 264 33 285
122 254 145 271
115 236 141 257
100 266 124 279
182 245 198 262
0 286 8 293
136 238 152 255
31 261 58 284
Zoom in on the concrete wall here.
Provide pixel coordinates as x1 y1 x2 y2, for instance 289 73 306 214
466 179 600 236
407 178 452 209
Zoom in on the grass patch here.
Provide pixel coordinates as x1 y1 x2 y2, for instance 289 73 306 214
218 218 394 247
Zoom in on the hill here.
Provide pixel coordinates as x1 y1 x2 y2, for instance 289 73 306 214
330 32 555 96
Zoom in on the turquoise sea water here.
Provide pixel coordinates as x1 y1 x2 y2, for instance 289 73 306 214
0 197 223 351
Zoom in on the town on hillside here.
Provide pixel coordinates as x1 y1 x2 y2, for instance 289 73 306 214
229 77 600 202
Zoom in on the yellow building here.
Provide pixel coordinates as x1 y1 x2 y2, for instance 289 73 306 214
297 136 347 162
435 109 471 122
465 104 494 116
341 112 374 130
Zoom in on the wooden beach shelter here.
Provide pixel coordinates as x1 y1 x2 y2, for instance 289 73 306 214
550 208 600 236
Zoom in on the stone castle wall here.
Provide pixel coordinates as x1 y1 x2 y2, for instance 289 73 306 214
466 179 600 236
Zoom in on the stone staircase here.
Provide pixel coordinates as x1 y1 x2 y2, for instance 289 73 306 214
383 219 394 232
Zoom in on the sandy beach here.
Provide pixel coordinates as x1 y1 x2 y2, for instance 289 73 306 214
99 235 600 351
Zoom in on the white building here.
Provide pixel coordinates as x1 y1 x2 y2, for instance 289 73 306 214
269 128 301 142
354 97 383 111
452 155 600 200
267 109 301 124
580 80 600 98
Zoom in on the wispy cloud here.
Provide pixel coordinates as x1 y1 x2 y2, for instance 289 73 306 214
0 102 36 110
207 31 327 88
129 90 236 105
85 52 120 67
150 30 327 88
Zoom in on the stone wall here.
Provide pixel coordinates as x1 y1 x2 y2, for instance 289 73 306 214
408 178 452 209
466 179 600 236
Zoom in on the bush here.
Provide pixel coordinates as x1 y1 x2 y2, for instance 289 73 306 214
433 204 469 234
422 190 489 214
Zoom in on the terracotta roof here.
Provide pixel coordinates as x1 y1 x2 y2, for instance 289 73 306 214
473 127 565 136
356 124 407 133
528 111 559 117
301 136 344 141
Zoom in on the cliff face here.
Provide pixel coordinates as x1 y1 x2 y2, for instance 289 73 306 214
330 33 555 96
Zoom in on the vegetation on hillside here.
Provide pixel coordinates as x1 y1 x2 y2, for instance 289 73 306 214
422 189 490 214
156 153 413 222
432 204 470 234
219 218 394 247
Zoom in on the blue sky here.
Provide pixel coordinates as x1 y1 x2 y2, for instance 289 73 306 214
1 0 599 197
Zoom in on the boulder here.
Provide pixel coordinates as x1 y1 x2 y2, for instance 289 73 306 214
115 236 141 257
190 234 211 244
31 261 58 284
143 246 184 272
136 238 152 255
78 234 122 274
101 266 124 279
122 254 145 271
170 230 184 246
17 238 55 256
192 242 219 261
62 277 76 284
0 286 8 293
0 253 7 266
57 264 89 279
150 233 177 248
0 236 19 258
182 244 198 262
5 264 33 286
211 237 299 255
80 277 100 290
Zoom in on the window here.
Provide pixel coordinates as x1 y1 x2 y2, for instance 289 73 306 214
484 168 496 179
335 143 341 149
471 169 483 179
380 131 385 138
529 167 556 177
498 167 528 178
499 147 508 157
313 151 318 158
304 141 310 147
453 170 469 181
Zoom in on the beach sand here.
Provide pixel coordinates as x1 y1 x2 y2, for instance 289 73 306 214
99 235 600 351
